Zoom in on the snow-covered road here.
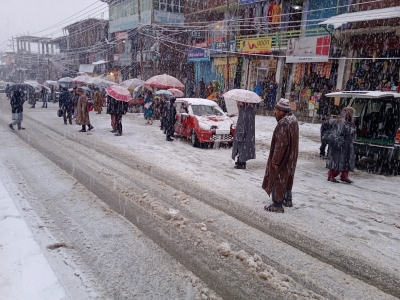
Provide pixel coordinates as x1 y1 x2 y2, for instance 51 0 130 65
0 95 399 299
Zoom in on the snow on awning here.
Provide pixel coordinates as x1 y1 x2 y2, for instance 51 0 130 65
92 60 109 65
318 6 400 29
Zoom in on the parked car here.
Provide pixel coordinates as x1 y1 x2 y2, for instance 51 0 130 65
326 91 400 165
174 98 235 147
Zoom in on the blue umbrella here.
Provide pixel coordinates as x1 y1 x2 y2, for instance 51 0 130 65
155 89 173 96
81 86 91 92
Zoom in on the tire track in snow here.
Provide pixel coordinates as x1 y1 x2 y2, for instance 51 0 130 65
0 101 398 299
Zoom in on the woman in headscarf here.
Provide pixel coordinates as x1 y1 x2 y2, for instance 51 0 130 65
75 88 94 132
144 90 154 125
323 107 356 183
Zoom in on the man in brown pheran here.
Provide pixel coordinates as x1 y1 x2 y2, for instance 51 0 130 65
262 98 299 213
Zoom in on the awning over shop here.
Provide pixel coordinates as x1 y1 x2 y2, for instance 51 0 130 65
318 6 400 29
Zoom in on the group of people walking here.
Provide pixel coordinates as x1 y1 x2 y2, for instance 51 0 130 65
6 84 356 214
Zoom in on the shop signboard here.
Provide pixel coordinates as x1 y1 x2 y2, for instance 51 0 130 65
187 48 210 62
209 41 236 55
238 38 272 54
286 35 331 63
115 32 128 40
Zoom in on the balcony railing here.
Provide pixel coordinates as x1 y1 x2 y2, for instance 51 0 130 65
235 27 327 51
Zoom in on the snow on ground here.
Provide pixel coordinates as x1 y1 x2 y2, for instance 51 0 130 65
1 99 399 298
21 102 397 279
0 173 67 300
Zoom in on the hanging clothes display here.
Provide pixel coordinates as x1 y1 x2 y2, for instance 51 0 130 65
271 1 282 24
267 1 274 23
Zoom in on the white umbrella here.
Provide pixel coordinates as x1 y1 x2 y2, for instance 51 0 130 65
58 77 73 83
97 80 116 88
223 89 262 104
120 78 144 89
45 80 59 86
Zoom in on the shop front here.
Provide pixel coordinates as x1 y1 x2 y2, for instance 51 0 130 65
284 34 341 117
237 36 277 90
209 41 237 93
345 32 400 93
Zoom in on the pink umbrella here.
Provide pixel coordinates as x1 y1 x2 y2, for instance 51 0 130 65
144 74 185 90
168 88 184 98
106 85 132 102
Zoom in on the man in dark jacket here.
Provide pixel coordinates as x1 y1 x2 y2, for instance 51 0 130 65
319 119 334 157
41 86 48 108
8 91 26 130
262 98 299 213
5 84 10 99
114 99 129 136
164 97 177 141
59 88 73 125
231 102 256 169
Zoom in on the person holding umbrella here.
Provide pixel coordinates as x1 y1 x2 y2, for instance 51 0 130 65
8 90 26 130
231 101 256 169
224 89 260 170
75 88 94 132
107 95 128 136
164 97 177 141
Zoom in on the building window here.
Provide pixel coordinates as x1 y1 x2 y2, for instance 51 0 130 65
154 0 184 13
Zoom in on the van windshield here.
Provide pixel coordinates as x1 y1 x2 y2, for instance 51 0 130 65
192 105 223 116
353 98 399 145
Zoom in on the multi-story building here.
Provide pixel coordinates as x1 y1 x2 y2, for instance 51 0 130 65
53 18 109 78
101 0 187 82
320 0 400 93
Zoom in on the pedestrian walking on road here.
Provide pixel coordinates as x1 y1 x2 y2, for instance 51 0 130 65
107 95 128 136
106 96 117 133
93 88 103 114
144 91 154 125
75 88 93 132
323 107 356 184
60 88 73 125
8 91 26 130
41 86 48 108
231 101 256 169
5 84 11 99
29 90 36 108
262 98 299 213
164 97 177 141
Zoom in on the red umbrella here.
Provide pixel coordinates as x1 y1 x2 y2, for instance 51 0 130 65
144 74 185 90
106 85 132 102
168 88 184 98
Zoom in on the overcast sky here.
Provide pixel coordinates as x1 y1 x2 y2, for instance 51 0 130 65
0 0 109 52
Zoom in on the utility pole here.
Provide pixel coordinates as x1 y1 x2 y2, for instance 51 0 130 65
138 0 143 76
225 1 230 91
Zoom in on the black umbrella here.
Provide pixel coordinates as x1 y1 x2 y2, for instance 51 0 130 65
9 83 36 93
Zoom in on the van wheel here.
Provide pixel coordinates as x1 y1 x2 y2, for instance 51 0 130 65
191 131 199 148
